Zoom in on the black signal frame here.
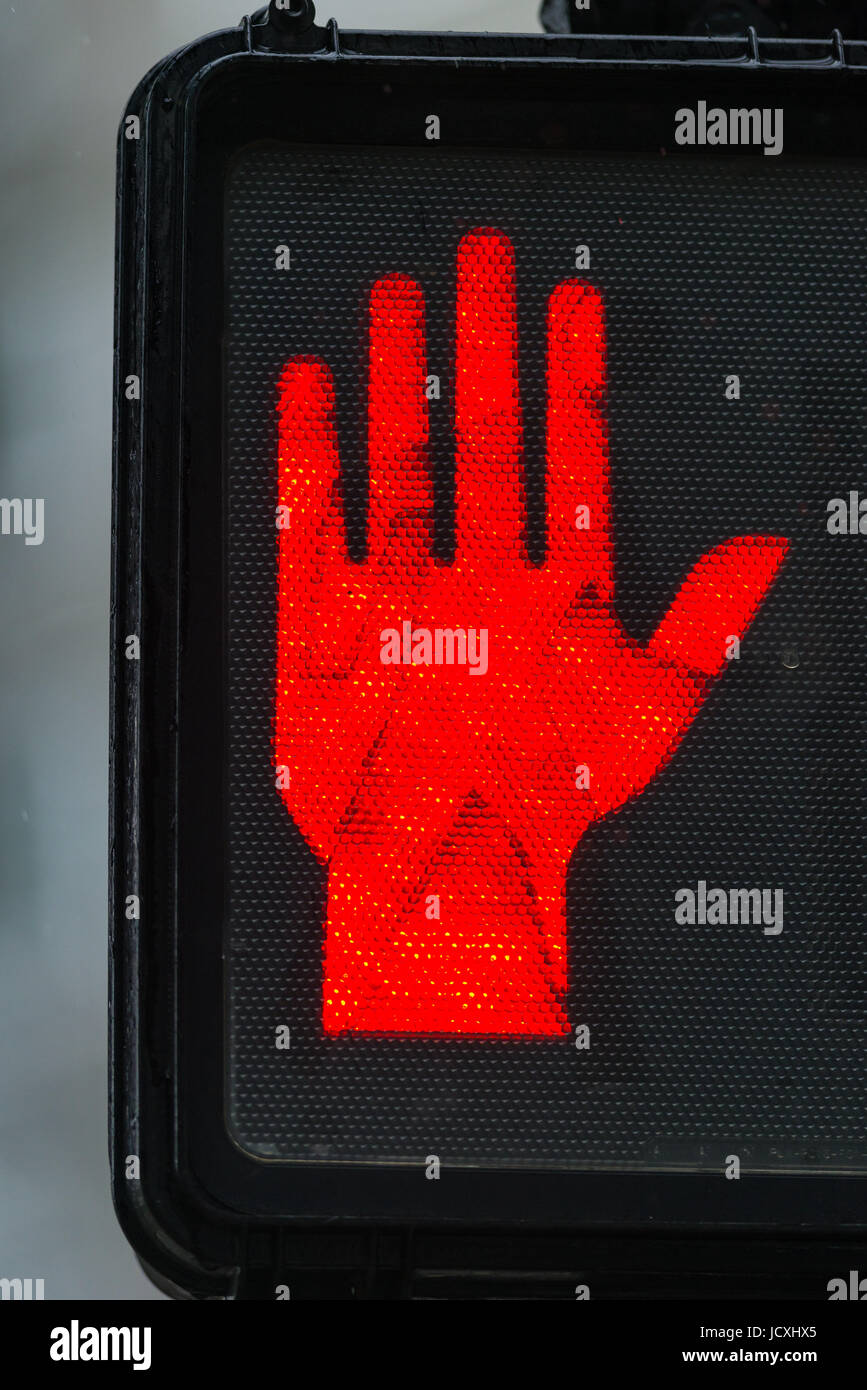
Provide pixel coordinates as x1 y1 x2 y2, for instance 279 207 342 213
112 9 867 1298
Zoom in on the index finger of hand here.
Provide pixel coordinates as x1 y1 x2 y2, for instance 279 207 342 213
544 280 612 598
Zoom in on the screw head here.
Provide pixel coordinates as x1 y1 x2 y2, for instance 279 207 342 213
269 0 315 29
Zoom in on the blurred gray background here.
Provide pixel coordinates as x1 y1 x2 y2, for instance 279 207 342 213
0 0 537 1302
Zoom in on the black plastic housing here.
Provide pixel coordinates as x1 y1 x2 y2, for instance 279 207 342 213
111 9 867 1299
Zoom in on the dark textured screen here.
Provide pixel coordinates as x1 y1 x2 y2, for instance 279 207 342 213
225 146 866 1169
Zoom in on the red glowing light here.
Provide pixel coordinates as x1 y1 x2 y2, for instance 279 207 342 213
274 227 788 1036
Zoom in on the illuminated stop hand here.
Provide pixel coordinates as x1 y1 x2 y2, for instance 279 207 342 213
275 227 788 1036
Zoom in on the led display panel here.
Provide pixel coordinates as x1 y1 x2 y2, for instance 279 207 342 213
225 146 864 1169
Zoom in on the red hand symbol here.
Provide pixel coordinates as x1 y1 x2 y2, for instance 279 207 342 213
275 227 788 1036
